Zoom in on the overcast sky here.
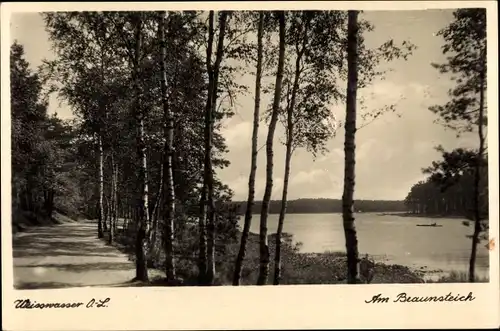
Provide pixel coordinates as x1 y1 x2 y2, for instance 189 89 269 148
10 9 478 201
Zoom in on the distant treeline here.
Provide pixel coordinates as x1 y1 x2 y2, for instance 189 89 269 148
404 149 488 220
230 199 406 214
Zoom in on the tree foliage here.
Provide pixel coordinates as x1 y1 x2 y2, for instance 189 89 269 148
12 9 486 287
429 9 487 134
11 42 82 221
405 148 488 222
38 11 240 284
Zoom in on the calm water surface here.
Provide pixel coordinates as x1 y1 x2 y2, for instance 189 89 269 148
238 213 490 279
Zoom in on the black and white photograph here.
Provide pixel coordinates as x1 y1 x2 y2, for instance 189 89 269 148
5 4 495 287
1 1 499 330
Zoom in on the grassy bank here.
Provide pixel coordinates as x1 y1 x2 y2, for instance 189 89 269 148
226 232 426 285
426 270 489 283
11 209 77 234
113 229 426 285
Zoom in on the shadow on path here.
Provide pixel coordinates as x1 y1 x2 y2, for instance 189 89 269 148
12 220 164 290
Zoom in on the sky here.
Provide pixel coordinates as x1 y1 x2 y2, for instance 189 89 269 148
9 9 479 201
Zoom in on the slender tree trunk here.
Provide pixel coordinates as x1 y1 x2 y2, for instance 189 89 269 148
108 153 115 244
49 190 54 216
233 12 264 286
148 162 163 257
342 10 360 284
149 163 163 235
26 181 34 212
112 164 116 232
108 153 116 244
257 11 286 285
197 11 229 285
97 134 104 238
205 11 229 286
197 11 215 285
133 14 149 282
125 202 131 232
104 194 109 232
43 190 48 216
44 189 55 218
114 168 118 233
274 138 293 285
274 39 304 285
468 59 486 283
158 11 176 282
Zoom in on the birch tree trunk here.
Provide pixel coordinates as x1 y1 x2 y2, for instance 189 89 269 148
113 164 118 233
149 162 163 251
103 189 109 232
342 10 360 284
233 12 264 286
149 163 163 234
97 133 104 238
257 11 286 285
158 11 176 282
133 14 149 282
468 57 486 283
205 11 229 286
108 153 116 244
274 44 303 285
197 11 215 284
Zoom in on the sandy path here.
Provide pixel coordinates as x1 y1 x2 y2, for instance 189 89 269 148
12 220 146 289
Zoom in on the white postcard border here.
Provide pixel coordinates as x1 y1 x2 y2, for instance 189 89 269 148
1 2 498 330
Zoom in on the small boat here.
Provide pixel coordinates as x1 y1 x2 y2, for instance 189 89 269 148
416 222 443 227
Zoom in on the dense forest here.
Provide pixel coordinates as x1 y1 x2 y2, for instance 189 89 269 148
11 42 84 231
233 199 406 214
404 148 488 218
11 9 488 285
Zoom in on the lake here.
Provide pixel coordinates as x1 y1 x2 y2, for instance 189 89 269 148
238 213 490 280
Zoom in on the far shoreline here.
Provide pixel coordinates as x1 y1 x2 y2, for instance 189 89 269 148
245 211 468 220
376 212 469 219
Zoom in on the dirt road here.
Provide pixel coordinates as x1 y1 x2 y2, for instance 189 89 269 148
12 220 143 289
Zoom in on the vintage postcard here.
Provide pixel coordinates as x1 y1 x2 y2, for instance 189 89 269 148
1 1 499 330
